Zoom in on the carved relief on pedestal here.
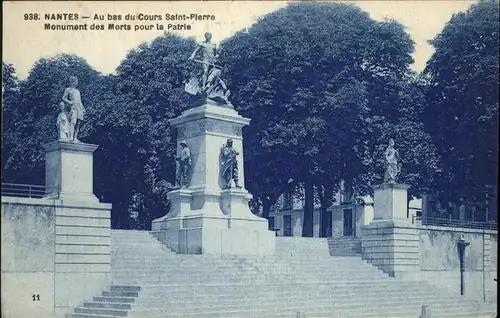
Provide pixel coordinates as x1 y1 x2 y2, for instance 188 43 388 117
177 119 243 139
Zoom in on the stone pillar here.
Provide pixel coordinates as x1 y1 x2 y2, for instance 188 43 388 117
361 183 420 279
42 141 99 203
152 102 275 256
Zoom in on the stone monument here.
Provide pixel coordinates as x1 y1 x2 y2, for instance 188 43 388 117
151 34 275 256
361 139 419 279
42 77 99 202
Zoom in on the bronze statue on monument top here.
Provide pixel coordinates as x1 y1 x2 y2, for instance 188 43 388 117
185 32 232 107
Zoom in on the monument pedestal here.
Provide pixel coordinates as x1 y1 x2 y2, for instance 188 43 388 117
361 183 420 279
152 103 276 256
42 141 99 203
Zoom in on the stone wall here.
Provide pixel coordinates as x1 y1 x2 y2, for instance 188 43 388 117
418 225 497 302
1 196 112 318
1 198 56 318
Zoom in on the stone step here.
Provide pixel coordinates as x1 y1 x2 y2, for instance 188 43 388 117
84 302 132 310
328 245 359 249
101 284 435 297
109 265 383 272
108 280 429 289
93 296 136 303
110 256 371 264
330 251 360 256
74 308 127 316
110 263 379 271
68 232 495 318
105 287 438 299
110 257 364 264
110 269 391 277
110 286 141 292
111 278 396 284
328 244 359 248
91 292 449 307
66 314 121 318
78 300 491 317
106 303 494 318
110 270 383 276
85 298 487 312
101 286 438 298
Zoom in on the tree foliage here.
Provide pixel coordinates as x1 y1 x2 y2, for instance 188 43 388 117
2 62 21 179
423 0 499 203
222 2 438 235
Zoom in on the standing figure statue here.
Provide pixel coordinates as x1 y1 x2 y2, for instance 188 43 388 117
62 76 85 142
175 141 192 188
185 32 232 107
384 138 400 183
220 139 242 189
188 32 217 91
56 102 70 140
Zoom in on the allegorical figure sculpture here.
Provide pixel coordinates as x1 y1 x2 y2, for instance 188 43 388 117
383 138 400 183
220 139 242 189
185 32 232 107
175 141 192 188
62 75 85 142
56 102 70 140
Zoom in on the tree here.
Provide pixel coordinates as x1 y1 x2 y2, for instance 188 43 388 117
423 0 499 209
2 62 21 180
222 2 437 236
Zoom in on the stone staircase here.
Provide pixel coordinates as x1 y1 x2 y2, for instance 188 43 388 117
327 236 361 256
66 230 496 318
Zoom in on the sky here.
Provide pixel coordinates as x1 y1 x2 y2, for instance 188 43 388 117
3 1 476 79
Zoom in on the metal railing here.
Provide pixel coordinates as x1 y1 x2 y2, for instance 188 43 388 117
413 215 498 231
1 183 60 199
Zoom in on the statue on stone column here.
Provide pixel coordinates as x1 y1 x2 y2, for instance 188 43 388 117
185 32 232 107
383 138 400 183
175 141 192 188
220 139 242 189
56 102 70 140
62 76 85 142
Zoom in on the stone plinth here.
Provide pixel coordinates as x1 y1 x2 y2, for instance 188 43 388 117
42 141 99 203
221 189 268 230
361 183 419 279
151 102 275 256
372 183 411 225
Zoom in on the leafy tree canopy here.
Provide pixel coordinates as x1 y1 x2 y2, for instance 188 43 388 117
221 2 438 234
424 0 499 202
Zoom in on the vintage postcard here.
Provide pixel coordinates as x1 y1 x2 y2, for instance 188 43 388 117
2 1 498 317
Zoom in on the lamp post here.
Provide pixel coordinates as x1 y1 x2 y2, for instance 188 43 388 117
457 235 470 295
